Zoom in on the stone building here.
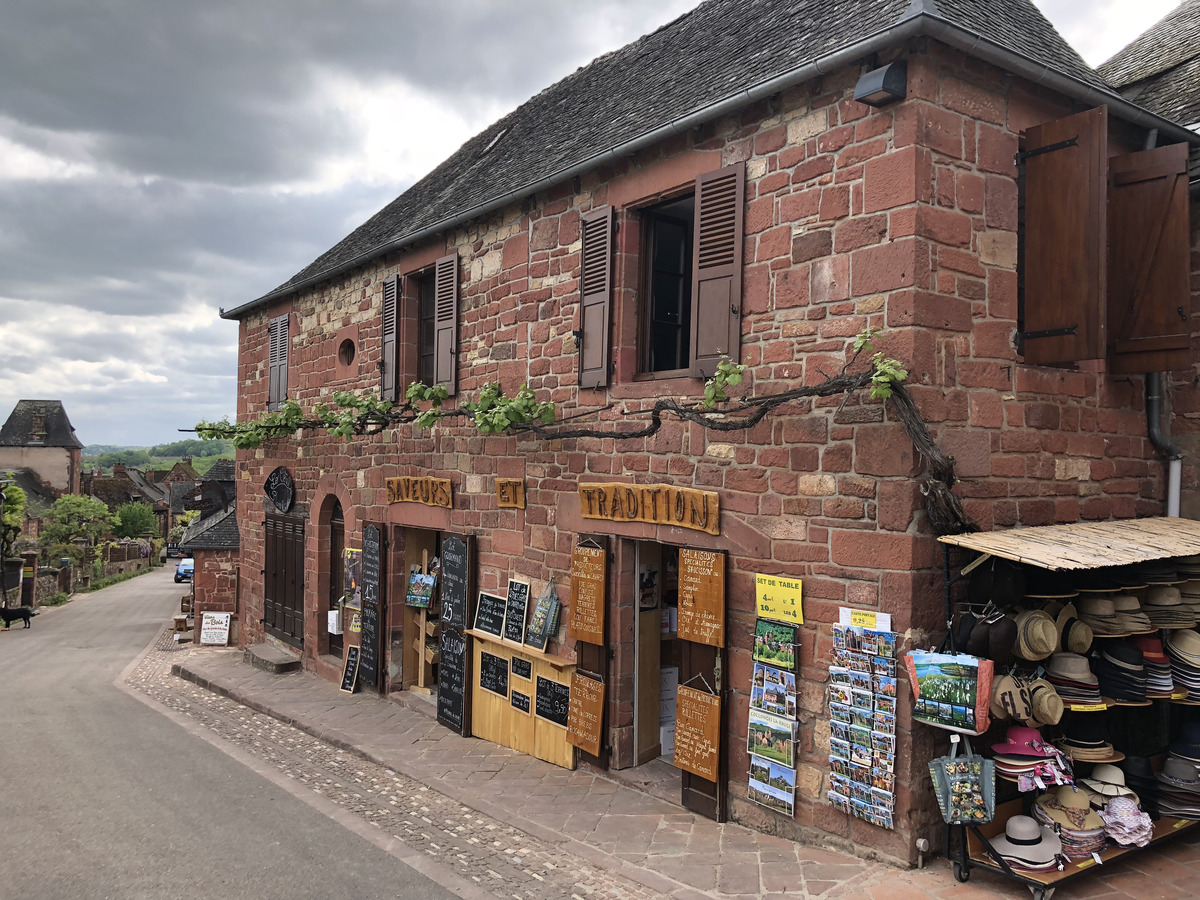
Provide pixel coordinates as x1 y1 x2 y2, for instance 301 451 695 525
220 0 1200 863
0 400 84 496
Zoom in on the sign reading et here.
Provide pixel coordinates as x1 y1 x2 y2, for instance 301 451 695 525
578 483 719 536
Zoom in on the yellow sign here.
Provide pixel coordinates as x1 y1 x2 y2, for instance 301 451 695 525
754 574 803 625
1069 703 1106 712
849 609 879 629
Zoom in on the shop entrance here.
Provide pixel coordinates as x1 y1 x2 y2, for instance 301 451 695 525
264 513 304 648
398 527 440 692
632 541 726 821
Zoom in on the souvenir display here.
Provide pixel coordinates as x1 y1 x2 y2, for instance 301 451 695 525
1100 796 1153 848
984 815 1062 873
749 617 799 816
928 737 994 825
753 620 797 671
905 649 992 734
1032 786 1106 859
826 622 898 830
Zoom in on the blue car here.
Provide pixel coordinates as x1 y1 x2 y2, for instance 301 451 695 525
174 558 194 583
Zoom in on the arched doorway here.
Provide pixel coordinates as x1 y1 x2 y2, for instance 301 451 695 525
328 500 344 658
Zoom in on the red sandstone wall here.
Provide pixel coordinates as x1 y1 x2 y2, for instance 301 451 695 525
230 40 1197 862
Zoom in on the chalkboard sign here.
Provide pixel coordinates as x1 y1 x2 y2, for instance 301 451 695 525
437 627 469 734
511 656 533 680
474 591 506 637
503 579 531 645
511 691 531 715
359 525 382 691
440 535 471 629
340 646 360 694
535 676 570 728
479 651 509 697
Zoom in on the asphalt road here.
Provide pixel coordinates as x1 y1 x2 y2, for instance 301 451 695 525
0 567 460 900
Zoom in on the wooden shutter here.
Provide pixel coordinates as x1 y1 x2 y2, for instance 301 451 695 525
433 254 458 396
690 163 745 378
380 275 400 399
1107 142 1192 374
1022 107 1107 365
579 207 614 389
268 314 289 410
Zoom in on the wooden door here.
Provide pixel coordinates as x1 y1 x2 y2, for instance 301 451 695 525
679 638 726 820
635 542 663 764
574 536 609 769
264 514 305 648
328 506 344 658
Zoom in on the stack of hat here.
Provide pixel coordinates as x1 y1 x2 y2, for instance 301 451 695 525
1055 718 1122 765
1156 756 1200 818
1100 795 1154 847
1117 756 1162 818
1092 642 1148 703
985 815 1063 873
1012 610 1058 662
992 725 1072 784
1079 763 1140 810
1027 678 1064 727
1032 786 1107 858
1144 585 1198 629
1175 555 1200 615
1046 652 1103 706
1132 636 1174 695
1109 595 1155 633
1077 596 1134 637
1164 630 1200 699
958 614 1018 665
1049 602 1094 655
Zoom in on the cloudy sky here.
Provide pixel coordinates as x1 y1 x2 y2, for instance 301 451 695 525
0 0 1184 447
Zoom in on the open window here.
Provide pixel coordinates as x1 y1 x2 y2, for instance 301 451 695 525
1020 107 1191 371
381 253 459 399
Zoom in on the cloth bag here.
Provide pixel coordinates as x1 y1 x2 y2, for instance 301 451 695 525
928 736 996 825
904 649 993 735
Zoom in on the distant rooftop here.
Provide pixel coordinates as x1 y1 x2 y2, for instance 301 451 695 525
0 400 84 450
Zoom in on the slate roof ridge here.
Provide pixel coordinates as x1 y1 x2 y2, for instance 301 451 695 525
0 399 84 449
180 504 240 551
1099 0 1200 88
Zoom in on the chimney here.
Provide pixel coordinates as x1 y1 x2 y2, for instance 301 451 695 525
182 457 192 467
113 462 126 475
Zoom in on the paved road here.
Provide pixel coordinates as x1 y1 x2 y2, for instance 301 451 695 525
0 568 459 900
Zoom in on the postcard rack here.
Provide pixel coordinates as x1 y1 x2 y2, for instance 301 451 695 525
935 542 1199 900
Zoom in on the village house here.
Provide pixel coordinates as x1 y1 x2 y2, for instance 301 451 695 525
0 399 84 497
220 0 1200 865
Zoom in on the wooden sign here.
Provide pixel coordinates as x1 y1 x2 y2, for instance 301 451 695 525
437 627 469 734
503 578 531 645
673 685 721 781
754 573 803 625
678 549 725 647
511 691 531 715
578 483 720 536
439 534 472 630
385 476 452 508
200 612 231 646
535 676 570 727
569 545 606 644
340 645 361 694
473 591 506 637
567 672 605 757
479 651 509 697
496 478 526 509
359 524 382 690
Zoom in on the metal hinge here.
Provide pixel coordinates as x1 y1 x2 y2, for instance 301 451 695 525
1019 325 1078 341
1016 137 1078 164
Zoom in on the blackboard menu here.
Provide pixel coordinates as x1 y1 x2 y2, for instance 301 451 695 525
340 646 360 693
440 535 471 629
437 627 469 735
480 651 509 697
474 591 506 637
535 676 570 727
503 579 531 645
511 691 531 714
359 524 382 690
511 656 533 680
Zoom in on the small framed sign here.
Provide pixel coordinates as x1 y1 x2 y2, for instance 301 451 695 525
474 591 506 637
200 612 231 646
340 646 361 694
511 691 531 715
503 578 531 645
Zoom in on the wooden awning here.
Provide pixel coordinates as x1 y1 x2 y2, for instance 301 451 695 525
938 517 1200 571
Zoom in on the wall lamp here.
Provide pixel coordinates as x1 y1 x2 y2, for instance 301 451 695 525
854 60 907 107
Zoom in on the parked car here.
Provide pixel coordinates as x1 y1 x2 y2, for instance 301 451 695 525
174 558 194 583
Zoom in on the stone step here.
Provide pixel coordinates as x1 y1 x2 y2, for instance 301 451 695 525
244 644 301 675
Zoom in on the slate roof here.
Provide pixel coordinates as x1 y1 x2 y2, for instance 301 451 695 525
1 468 56 517
200 458 236 483
0 400 84 449
180 505 240 552
125 469 167 506
226 0 1120 318
1098 0 1200 128
169 481 197 515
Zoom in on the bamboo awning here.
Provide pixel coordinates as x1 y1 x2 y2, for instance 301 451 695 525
938 517 1200 571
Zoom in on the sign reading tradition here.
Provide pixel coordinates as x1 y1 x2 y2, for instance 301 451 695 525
577 483 719 536
385 476 452 508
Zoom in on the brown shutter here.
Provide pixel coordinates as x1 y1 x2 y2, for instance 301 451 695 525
1022 106 1107 365
690 163 745 378
380 275 400 399
433 253 458 395
1107 142 1192 374
268 314 289 409
579 207 614 389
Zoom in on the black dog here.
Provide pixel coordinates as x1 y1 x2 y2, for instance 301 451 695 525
0 607 33 628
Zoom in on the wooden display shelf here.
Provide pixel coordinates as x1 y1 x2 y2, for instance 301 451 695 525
466 628 575 669
965 798 1197 890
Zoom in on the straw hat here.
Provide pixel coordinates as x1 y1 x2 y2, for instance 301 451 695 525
988 815 1062 866
1080 764 1138 800
990 674 1033 721
1013 610 1057 661
1077 597 1130 636
1034 786 1104 831
1027 678 1064 727
1054 603 1094 654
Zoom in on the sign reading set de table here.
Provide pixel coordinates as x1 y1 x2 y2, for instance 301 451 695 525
754 573 804 625
673 685 722 781
200 612 231 646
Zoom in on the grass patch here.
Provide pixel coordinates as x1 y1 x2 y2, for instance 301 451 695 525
41 592 71 607
79 566 156 593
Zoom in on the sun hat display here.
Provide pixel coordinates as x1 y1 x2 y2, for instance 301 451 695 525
1092 641 1148 703
1144 585 1198 628
992 725 1057 758
1077 597 1132 636
1169 722 1200 763
1100 795 1153 847
1032 786 1106 857
1026 678 1064 727
986 814 1063 871
989 674 1033 722
988 617 1018 664
1132 635 1174 695
1108 595 1154 633
1053 603 1093 655
1164 631 1200 699
1055 717 1123 764
1080 764 1139 807
1045 652 1103 705
1158 756 1200 790
1118 756 1162 819
1012 609 1058 661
